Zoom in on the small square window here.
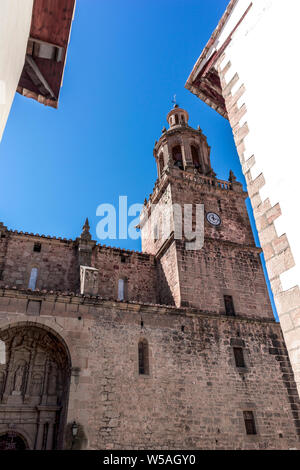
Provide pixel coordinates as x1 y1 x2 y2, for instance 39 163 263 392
33 243 41 253
233 347 245 368
243 411 257 435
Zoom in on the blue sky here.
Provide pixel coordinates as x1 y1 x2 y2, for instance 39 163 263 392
0 0 277 316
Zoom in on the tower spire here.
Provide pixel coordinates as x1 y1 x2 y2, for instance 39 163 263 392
80 217 91 241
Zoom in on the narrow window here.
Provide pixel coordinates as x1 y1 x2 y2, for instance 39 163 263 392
224 295 235 316
175 114 179 125
28 268 38 290
0 270 3 281
153 224 159 241
243 411 257 435
120 255 126 263
158 153 164 178
138 339 149 375
233 347 245 368
33 242 41 253
118 279 127 300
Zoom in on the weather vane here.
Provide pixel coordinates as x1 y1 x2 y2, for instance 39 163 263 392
171 94 178 107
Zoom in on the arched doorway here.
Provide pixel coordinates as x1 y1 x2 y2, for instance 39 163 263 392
0 432 28 450
0 324 71 450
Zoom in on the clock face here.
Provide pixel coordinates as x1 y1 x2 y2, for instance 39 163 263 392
206 212 221 226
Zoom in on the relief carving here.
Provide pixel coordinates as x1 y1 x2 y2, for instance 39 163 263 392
47 362 58 395
30 373 43 396
80 266 99 296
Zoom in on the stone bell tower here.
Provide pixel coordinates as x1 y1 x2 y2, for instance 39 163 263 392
155 104 215 177
141 105 273 320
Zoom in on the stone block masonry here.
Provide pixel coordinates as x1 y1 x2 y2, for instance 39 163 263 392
0 288 299 450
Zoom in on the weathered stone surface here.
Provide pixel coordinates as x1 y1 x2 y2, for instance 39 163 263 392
0 293 298 450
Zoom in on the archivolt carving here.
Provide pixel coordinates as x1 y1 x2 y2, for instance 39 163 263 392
0 325 71 450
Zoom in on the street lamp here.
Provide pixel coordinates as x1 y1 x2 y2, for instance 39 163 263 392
71 421 78 449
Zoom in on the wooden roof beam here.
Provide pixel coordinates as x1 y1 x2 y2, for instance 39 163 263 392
24 55 56 100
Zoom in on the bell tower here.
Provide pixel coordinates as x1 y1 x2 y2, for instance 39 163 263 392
154 104 215 178
141 106 273 320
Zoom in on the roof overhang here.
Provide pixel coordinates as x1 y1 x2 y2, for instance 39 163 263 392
17 0 76 109
185 0 252 119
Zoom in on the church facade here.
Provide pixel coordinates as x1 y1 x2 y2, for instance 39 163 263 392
0 107 299 450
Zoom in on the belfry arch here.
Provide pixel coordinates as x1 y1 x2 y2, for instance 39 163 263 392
0 323 71 450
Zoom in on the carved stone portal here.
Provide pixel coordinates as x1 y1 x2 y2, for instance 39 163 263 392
0 325 71 450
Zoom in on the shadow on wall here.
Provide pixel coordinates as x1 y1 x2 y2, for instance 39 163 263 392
157 262 176 307
65 421 88 450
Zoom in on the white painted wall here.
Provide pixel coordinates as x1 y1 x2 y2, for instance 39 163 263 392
198 0 300 391
199 0 300 292
0 0 34 141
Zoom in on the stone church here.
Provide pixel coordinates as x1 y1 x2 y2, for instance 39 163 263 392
0 106 299 450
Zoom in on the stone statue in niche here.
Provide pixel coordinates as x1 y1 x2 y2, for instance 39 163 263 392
12 363 27 395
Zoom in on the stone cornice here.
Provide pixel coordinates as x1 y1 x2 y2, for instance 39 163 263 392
0 287 276 326
154 125 205 153
142 168 247 213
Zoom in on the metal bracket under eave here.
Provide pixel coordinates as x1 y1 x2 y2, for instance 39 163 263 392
27 37 64 63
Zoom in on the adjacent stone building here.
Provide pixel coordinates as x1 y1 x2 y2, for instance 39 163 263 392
0 107 299 450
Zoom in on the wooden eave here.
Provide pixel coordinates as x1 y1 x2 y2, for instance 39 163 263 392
185 0 240 119
17 0 76 109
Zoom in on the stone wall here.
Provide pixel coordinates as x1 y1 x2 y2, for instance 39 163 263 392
0 229 158 305
92 246 158 304
140 169 272 316
0 232 78 292
0 288 299 450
